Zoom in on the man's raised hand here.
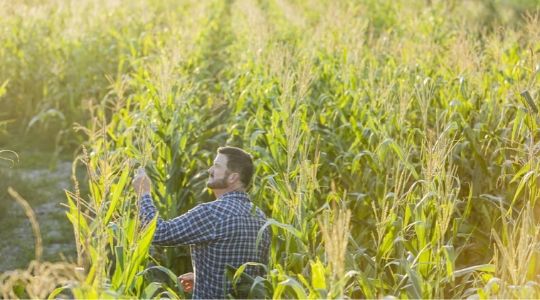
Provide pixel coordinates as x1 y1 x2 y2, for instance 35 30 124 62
132 166 151 196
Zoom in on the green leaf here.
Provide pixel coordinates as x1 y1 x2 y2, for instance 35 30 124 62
512 169 535 207
249 276 272 299
380 228 395 258
138 265 179 284
124 216 157 290
0 79 8 97
387 139 420 180
442 245 456 280
310 259 327 290
405 266 423 299
357 271 375 299
453 264 495 277
257 218 302 246
142 282 162 299
274 278 308 299
104 165 130 225
27 108 66 130
47 286 69 299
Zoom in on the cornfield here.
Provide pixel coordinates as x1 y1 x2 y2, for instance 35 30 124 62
1 0 540 298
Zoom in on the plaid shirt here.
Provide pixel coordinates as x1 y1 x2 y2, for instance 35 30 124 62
139 191 270 299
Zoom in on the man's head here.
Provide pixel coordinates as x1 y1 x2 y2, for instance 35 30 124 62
207 147 254 192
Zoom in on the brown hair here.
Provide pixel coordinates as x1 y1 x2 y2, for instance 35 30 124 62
217 146 254 188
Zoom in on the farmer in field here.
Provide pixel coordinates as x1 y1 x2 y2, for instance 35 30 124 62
132 146 270 299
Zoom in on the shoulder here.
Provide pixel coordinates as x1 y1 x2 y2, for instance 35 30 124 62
190 199 239 216
184 202 219 220
203 198 234 212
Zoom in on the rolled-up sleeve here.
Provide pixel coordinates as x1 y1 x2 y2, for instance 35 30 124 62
139 194 217 246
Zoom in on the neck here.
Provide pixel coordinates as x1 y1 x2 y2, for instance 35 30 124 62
213 184 244 198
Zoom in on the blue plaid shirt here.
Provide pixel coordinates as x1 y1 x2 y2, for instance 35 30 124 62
139 191 270 299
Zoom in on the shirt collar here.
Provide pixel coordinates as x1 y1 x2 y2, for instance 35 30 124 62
219 190 250 201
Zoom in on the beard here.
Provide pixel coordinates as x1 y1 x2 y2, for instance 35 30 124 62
207 172 230 189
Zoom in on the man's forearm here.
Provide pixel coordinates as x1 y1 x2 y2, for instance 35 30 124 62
139 193 158 227
138 193 185 245
138 193 217 245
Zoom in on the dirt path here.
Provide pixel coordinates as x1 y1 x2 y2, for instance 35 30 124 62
0 160 78 272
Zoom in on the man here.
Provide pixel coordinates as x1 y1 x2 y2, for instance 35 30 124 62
132 146 271 299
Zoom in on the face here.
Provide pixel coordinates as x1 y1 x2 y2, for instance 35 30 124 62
207 153 231 189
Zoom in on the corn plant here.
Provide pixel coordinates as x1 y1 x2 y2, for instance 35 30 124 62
1 0 540 299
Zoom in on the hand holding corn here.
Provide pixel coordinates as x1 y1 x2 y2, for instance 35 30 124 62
132 166 151 196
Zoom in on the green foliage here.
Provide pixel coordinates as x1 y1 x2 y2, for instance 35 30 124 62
2 0 540 298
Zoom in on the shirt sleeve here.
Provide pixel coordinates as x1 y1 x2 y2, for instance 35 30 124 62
139 194 217 246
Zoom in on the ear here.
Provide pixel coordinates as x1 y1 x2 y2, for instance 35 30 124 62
228 172 240 184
